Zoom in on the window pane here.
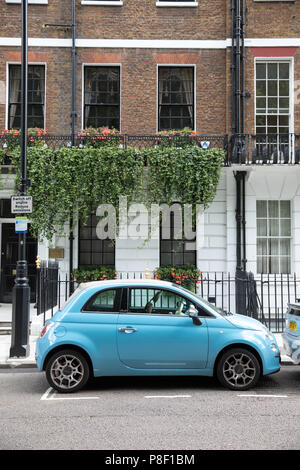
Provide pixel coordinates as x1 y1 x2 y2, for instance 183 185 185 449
270 257 279 274
279 63 289 79
158 67 194 131
269 219 279 236
256 63 266 79
279 81 289 97
268 80 278 96
9 65 45 130
268 201 279 218
84 289 117 312
280 219 291 237
84 66 120 129
280 239 290 256
269 239 279 256
257 238 267 256
280 257 290 274
256 81 266 97
257 219 267 236
257 200 267 217
256 199 291 274
267 63 278 79
79 211 115 268
280 200 291 217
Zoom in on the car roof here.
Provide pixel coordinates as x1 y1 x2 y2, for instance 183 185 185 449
78 279 175 290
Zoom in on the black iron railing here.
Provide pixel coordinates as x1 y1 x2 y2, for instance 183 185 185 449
230 133 300 164
1 133 300 165
36 265 300 332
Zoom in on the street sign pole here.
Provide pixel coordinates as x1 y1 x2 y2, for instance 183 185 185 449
10 0 30 358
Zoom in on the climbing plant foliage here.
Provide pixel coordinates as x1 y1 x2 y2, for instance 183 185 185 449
6 144 224 240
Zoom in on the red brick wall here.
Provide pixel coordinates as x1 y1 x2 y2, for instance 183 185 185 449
0 0 299 135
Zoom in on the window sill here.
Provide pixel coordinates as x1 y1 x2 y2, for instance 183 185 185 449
6 0 48 3
81 1 123 5
156 1 198 6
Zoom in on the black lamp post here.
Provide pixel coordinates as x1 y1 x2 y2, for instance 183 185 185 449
10 0 30 358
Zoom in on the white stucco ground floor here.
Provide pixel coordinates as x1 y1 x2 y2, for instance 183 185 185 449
0 165 300 329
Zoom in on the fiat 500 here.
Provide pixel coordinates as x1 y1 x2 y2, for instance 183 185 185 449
282 303 300 364
36 279 280 393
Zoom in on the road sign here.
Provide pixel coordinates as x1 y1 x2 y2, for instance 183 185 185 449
15 216 28 233
11 195 33 214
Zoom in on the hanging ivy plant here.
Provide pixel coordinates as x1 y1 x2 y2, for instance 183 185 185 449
10 145 144 240
145 145 224 208
8 143 224 241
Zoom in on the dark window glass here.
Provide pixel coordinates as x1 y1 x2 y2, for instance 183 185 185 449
160 209 196 266
158 67 194 131
79 213 115 267
8 65 45 129
83 289 118 312
128 288 195 316
84 66 120 129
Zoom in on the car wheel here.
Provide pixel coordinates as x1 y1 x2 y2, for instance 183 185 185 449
45 349 90 393
216 348 261 391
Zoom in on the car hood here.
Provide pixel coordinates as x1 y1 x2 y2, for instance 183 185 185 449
225 313 266 331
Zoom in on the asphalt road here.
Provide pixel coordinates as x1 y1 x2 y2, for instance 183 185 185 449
0 366 300 451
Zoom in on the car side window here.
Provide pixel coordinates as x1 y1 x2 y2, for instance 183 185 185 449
82 288 119 312
128 288 194 316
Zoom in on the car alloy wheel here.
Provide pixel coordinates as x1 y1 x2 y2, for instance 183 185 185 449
217 348 260 391
46 349 90 393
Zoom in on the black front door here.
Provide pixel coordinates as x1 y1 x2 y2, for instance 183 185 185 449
0 223 37 303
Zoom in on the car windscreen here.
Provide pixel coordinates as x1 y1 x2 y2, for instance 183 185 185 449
171 283 227 316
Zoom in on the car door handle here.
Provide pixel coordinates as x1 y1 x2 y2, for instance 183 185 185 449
118 327 137 333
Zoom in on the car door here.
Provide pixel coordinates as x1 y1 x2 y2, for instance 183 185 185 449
78 287 122 373
117 286 209 369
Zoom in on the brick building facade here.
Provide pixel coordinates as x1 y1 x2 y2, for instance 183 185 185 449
0 0 300 328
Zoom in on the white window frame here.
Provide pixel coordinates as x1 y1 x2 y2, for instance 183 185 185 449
81 1 123 5
6 0 48 4
82 63 122 132
254 57 294 134
156 64 196 133
254 57 294 162
156 1 198 7
6 61 47 130
256 200 292 275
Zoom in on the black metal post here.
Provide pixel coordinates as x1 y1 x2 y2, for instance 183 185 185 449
10 0 30 358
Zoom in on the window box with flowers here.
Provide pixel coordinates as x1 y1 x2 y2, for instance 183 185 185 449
154 264 201 292
155 128 197 148
77 127 123 148
72 265 117 284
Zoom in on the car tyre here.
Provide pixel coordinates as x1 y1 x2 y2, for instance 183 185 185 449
45 349 90 393
216 348 261 391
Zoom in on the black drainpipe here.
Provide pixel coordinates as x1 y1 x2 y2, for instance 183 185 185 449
233 1 247 313
231 0 236 136
69 0 76 293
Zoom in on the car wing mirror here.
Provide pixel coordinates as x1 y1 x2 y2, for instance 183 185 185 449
187 305 202 325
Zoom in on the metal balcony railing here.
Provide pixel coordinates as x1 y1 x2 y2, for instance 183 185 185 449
1 133 300 165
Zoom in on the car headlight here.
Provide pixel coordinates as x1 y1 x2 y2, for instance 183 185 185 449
265 331 274 341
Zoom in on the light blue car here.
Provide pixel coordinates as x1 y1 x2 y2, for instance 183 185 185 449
282 303 300 364
36 279 280 393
